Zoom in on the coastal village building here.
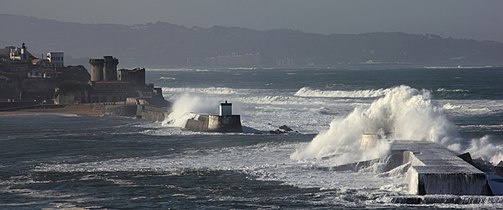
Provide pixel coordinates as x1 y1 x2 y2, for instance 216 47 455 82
46 52 64 67
9 43 35 62
31 52 64 68
27 68 58 79
1 43 168 109
0 43 93 105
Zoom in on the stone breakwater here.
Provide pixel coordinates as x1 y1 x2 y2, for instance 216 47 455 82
0 103 168 122
98 103 168 121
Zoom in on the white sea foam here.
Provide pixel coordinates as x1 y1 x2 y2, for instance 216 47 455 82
162 94 221 127
158 84 502 164
147 68 209 72
459 124 503 131
159 76 176 80
157 86 363 133
466 135 503 165
294 87 390 98
291 85 503 167
442 103 463 110
35 142 398 192
240 95 327 105
440 100 502 115
162 87 236 95
424 66 493 69
436 88 469 93
291 85 463 165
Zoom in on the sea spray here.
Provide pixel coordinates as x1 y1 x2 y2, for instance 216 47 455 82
466 135 503 165
162 94 220 127
291 85 462 165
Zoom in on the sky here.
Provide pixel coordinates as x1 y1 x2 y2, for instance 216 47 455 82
1 0 502 42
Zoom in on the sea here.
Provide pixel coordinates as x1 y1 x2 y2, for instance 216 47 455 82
1 66 503 209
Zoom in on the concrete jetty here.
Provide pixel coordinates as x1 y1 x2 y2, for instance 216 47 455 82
389 141 491 195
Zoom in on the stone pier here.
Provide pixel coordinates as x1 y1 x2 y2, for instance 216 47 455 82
389 141 491 195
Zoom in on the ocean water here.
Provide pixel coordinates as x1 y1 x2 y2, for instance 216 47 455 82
1 67 503 209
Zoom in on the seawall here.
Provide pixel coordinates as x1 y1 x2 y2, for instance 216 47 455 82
0 102 168 121
99 103 167 122
184 114 243 133
389 141 491 195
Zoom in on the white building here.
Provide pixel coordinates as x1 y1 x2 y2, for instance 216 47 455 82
46 52 64 67
9 43 29 61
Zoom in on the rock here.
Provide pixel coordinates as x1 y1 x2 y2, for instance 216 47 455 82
496 161 503 177
458 152 473 164
279 125 293 132
269 125 296 134
269 129 287 134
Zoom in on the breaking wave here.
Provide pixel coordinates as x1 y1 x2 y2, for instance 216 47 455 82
441 101 495 115
294 87 390 98
466 135 503 165
159 76 176 80
436 88 469 93
459 124 503 131
291 85 463 165
162 87 236 95
240 95 326 105
162 94 221 127
147 68 209 72
291 85 503 165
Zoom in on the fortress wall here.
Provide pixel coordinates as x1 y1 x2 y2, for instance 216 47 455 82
104 104 137 117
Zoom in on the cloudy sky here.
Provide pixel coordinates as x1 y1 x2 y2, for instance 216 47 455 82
1 0 502 42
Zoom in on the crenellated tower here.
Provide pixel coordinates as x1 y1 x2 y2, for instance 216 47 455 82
103 56 119 81
89 58 105 82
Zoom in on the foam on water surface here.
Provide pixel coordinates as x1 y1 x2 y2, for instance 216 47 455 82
35 141 399 191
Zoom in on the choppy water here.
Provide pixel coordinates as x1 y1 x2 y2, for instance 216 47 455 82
1 67 503 209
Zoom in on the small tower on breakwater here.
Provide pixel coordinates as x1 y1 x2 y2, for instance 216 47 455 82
184 100 243 133
220 101 232 116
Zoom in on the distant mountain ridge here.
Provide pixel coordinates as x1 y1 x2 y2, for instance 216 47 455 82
1 14 503 67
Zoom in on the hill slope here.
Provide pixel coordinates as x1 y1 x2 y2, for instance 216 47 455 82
1 14 503 67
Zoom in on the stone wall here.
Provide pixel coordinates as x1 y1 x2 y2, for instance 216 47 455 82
207 115 243 132
104 104 137 117
136 105 167 121
183 114 243 133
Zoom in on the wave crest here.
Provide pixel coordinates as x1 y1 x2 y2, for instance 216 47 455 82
162 87 236 95
291 85 461 165
294 87 389 98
